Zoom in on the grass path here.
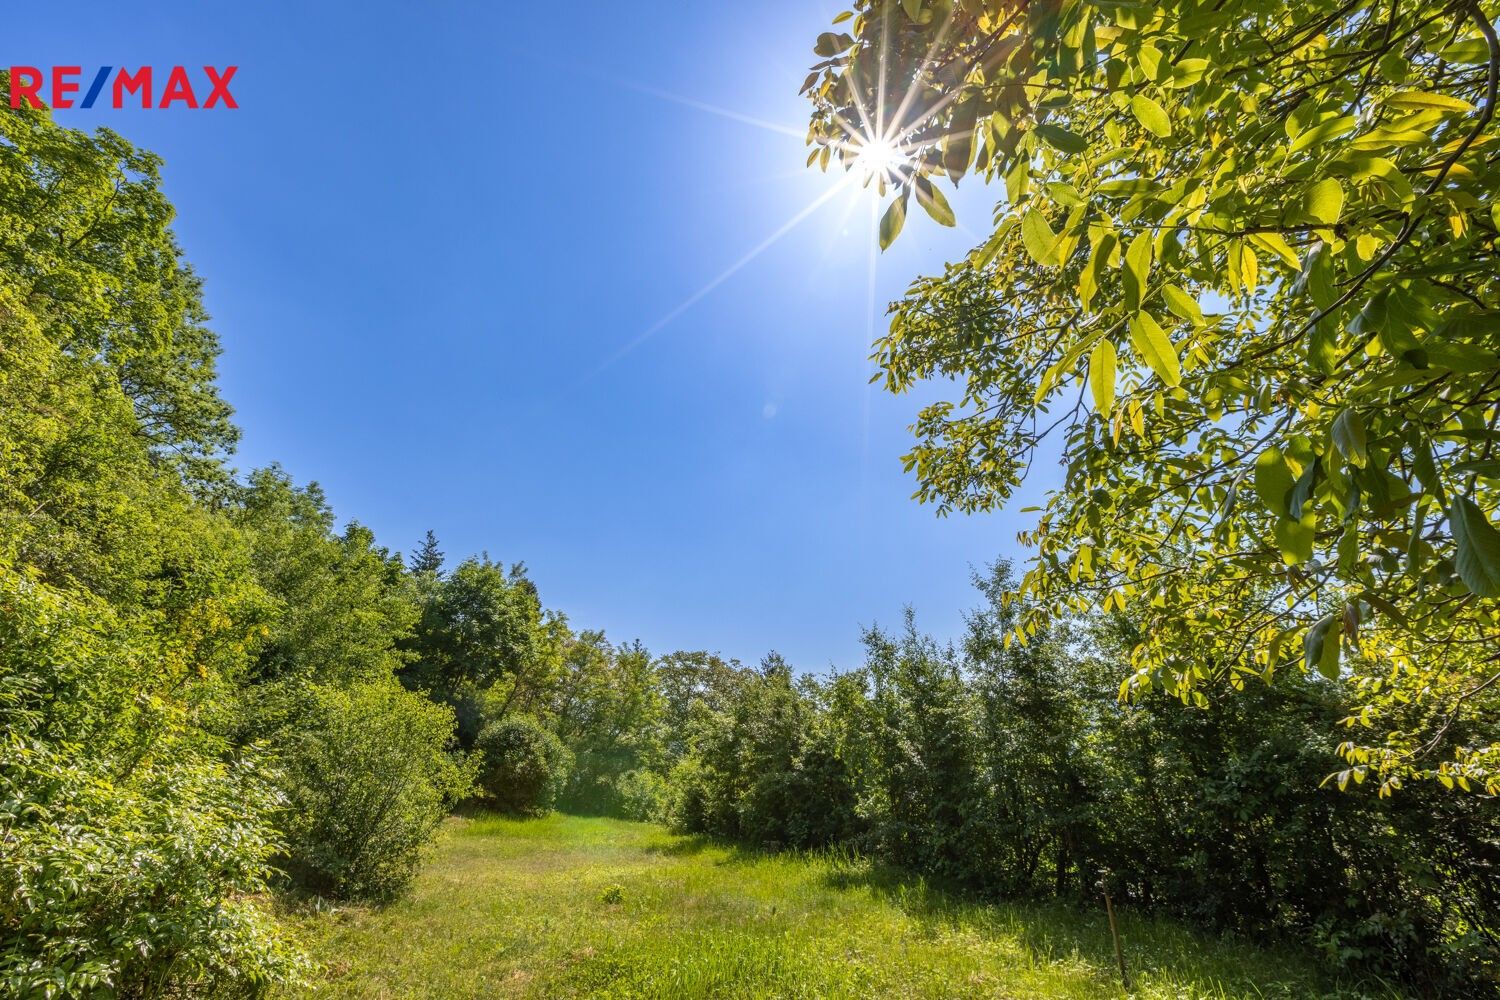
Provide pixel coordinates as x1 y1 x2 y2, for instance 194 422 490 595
278 813 1392 999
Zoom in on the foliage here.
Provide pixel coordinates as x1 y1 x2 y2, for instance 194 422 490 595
0 73 235 484
1 75 306 997
402 557 562 746
235 468 416 690
667 654 862 850
475 714 573 816
860 618 980 874
660 564 1498 989
406 530 446 578
803 0 1500 793
611 768 670 822
0 568 301 999
551 633 668 813
279 680 475 902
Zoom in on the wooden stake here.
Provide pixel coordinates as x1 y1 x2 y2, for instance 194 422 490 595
1104 889 1130 991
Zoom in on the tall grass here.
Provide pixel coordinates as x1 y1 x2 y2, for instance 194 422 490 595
277 813 1403 999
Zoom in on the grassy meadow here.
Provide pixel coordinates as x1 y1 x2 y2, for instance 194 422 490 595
277 813 1396 999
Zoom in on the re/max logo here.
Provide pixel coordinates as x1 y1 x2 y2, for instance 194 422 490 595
8 66 238 109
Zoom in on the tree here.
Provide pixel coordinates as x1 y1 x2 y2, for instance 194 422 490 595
863 613 979 876
550 634 667 813
0 74 236 486
402 556 560 744
236 466 416 691
408 529 445 577
965 561 1100 897
802 0 1500 793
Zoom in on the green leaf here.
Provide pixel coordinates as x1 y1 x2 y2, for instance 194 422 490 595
1123 231 1153 312
1161 284 1203 325
1276 511 1317 565
1438 38 1491 63
814 32 855 56
1136 43 1164 82
1292 241 1337 309
1424 340 1500 373
1347 155 1414 209
1168 58 1209 88
1045 181 1085 207
1079 231 1116 311
1412 437 1445 504
1021 209 1061 266
1386 90 1476 113
915 178 957 227
1370 298 1427 367
1331 410 1367 468
1254 447 1294 518
1248 231 1301 270
1288 458 1320 519
902 0 923 21
879 193 907 251
1453 459 1500 478
1130 94 1172 138
943 100 979 183
1090 339 1117 416
1303 178 1345 225
1034 123 1088 155
1304 613 1341 679
1288 114 1355 154
1451 497 1500 597
1128 311 1180 387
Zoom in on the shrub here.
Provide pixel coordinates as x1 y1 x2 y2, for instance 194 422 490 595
0 569 302 998
475 715 572 815
280 679 475 901
614 768 669 822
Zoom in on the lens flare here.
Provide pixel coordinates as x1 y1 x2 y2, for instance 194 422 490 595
852 137 906 186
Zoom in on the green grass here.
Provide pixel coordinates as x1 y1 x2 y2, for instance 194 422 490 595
277 813 1398 999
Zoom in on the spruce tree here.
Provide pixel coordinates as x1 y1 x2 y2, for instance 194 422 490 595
408 529 445 577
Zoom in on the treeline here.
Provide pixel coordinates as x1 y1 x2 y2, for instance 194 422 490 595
653 566 1499 994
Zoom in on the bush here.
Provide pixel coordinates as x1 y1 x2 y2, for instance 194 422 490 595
614 768 669 822
0 570 302 998
280 679 475 901
475 715 572 815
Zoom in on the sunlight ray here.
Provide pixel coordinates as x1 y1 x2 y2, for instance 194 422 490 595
841 59 881 151
881 6 958 144
888 84 969 157
588 173 860 378
615 79 810 141
875 1 891 142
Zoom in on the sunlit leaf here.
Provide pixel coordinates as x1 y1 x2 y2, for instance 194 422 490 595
1128 311 1179 386
1090 339 1117 416
1130 94 1172 137
879 194 907 251
1021 210 1061 266
1254 447 1294 518
1304 179 1345 225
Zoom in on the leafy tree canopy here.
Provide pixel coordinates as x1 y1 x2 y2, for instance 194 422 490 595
1 79 237 482
802 0 1500 792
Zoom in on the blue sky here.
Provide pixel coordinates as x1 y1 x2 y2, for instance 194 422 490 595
17 1 1056 670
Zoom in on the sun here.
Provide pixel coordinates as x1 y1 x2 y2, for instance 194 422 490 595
851 136 907 187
